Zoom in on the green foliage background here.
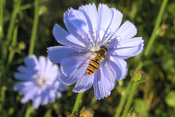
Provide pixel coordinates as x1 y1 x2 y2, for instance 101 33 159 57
0 0 175 116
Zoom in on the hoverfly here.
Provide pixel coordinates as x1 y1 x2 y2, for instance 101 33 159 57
86 45 108 75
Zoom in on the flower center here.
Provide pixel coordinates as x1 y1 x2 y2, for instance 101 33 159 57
34 73 47 88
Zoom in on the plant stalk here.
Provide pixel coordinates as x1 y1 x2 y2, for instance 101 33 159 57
144 0 168 57
28 0 39 55
72 93 84 114
122 82 138 117
114 82 132 117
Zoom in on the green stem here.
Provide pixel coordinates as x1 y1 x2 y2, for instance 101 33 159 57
0 86 7 112
25 104 34 117
144 0 168 57
20 0 48 11
0 0 4 42
0 0 5 80
72 93 84 114
121 82 138 117
137 62 143 69
17 103 28 117
89 96 97 107
2 0 20 63
4 0 21 59
8 20 19 64
28 0 39 55
114 82 132 117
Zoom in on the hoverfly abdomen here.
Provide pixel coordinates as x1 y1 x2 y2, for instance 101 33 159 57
87 58 100 75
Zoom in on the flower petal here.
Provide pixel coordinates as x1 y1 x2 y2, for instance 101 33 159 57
101 8 123 43
16 82 35 94
97 4 112 30
32 95 41 109
117 59 128 80
14 82 24 91
115 21 137 40
24 55 39 69
73 74 94 92
106 39 119 51
61 52 92 76
119 37 144 47
48 90 56 103
79 3 98 34
48 46 79 63
40 90 49 105
97 4 112 42
67 9 89 38
60 63 88 85
112 37 144 59
21 87 37 103
58 83 66 92
93 68 114 99
17 65 34 75
108 8 123 34
61 51 92 75
101 61 116 83
56 92 62 99
109 55 128 80
38 56 46 72
68 3 99 45
61 56 83 76
53 24 85 48
14 73 32 81
45 58 55 73
64 9 89 46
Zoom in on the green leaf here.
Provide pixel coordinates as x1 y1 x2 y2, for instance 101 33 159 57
134 99 148 117
165 91 175 108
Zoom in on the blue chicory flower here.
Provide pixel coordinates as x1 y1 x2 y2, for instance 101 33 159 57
14 55 66 109
48 3 144 99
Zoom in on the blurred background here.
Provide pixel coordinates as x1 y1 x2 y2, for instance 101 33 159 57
0 0 175 116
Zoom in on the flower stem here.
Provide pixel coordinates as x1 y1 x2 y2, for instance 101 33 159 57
6 0 21 45
25 104 34 117
144 0 168 57
28 0 39 55
114 82 132 117
0 0 5 81
20 0 48 11
72 93 84 114
137 0 168 84
0 0 4 42
89 96 96 107
8 20 19 64
4 0 21 60
0 86 6 112
121 82 138 117
17 103 28 117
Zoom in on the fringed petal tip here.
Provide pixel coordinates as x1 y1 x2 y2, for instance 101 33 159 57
73 89 86 93
95 92 111 100
73 83 93 93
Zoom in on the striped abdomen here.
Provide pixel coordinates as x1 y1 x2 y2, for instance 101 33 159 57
86 57 100 75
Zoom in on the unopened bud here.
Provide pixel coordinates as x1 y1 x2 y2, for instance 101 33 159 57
79 108 94 117
131 69 143 83
127 112 139 117
39 6 47 16
158 24 168 37
18 42 26 50
9 46 13 51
